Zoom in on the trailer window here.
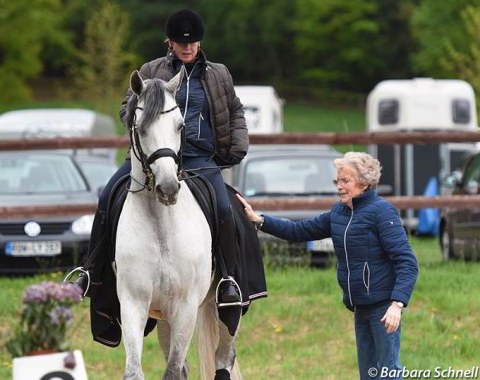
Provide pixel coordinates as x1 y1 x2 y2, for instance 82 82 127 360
378 99 399 125
452 99 471 124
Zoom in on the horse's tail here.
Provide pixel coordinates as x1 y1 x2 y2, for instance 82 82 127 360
198 299 219 379
197 300 243 380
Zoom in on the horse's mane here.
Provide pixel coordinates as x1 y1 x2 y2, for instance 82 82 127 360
126 78 167 131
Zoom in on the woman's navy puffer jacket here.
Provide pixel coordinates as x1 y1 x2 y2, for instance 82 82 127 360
262 189 418 310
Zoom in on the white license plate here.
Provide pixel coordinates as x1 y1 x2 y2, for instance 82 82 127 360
5 241 62 257
306 238 334 252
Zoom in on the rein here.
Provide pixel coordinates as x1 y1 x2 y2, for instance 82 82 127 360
129 105 182 193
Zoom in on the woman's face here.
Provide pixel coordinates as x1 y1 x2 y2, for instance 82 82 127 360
169 41 200 64
334 166 368 208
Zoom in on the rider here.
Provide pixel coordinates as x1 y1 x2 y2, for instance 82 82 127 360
72 9 248 307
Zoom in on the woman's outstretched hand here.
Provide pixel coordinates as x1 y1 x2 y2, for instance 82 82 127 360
235 193 263 224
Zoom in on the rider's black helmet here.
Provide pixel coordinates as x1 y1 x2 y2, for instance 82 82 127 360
165 9 204 43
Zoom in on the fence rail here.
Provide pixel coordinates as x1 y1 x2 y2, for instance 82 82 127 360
2 131 480 219
2 130 480 151
2 195 480 219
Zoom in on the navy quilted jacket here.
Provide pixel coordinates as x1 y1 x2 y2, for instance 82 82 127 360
262 189 418 309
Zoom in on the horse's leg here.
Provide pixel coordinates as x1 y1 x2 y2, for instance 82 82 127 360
163 303 198 380
119 291 150 380
157 319 188 379
215 307 242 380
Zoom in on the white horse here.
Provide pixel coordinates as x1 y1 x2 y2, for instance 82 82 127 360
116 70 241 380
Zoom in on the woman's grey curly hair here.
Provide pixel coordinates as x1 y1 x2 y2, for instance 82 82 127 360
333 152 382 188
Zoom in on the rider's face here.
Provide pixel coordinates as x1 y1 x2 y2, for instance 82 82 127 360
169 41 200 64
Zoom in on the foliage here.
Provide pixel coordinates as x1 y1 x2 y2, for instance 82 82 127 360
201 0 296 85
441 6 480 112
292 0 379 91
411 0 480 78
69 0 140 110
0 0 73 103
6 0 480 103
5 281 82 358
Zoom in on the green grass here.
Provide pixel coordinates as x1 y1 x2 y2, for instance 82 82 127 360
1 236 480 379
283 103 366 153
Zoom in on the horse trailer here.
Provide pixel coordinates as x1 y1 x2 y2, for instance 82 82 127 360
366 78 479 232
234 85 284 134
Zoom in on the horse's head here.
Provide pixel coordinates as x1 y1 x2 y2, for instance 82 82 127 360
128 70 184 205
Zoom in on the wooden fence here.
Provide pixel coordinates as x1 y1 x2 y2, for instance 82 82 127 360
2 130 480 219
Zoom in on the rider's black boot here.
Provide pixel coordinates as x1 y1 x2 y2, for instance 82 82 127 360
66 208 107 297
216 216 242 307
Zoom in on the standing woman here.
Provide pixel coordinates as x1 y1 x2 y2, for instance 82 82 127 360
237 152 418 379
74 9 248 310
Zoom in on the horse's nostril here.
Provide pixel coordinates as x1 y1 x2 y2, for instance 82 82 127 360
156 181 180 205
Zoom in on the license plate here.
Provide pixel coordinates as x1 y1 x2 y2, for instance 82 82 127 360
5 241 62 257
306 238 334 252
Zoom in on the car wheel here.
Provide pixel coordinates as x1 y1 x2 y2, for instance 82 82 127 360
441 227 454 260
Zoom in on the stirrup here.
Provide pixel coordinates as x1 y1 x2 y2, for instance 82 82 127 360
215 276 243 308
63 267 90 298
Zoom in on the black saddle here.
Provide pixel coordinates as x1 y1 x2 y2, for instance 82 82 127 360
87 173 267 347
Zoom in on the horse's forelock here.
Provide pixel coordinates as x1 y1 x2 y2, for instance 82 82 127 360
125 95 139 130
137 79 167 131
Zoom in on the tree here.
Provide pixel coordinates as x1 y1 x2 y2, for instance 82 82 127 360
292 0 380 91
201 0 296 84
441 6 480 109
0 0 71 103
70 1 139 110
411 0 480 78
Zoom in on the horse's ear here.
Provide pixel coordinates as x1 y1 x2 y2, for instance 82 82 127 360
165 66 185 96
130 70 145 96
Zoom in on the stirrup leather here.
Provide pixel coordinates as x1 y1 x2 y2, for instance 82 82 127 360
63 267 91 298
215 276 243 308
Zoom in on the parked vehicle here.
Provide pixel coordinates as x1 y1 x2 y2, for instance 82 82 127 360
225 144 341 266
439 151 480 261
0 109 118 274
234 86 284 134
367 78 478 232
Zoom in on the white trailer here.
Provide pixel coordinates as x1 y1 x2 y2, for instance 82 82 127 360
367 78 479 233
234 85 284 134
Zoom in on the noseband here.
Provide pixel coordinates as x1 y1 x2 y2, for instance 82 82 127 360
130 105 183 193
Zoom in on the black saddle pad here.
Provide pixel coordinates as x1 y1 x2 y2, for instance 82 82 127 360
88 174 267 347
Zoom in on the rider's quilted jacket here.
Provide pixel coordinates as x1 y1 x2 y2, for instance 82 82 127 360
261 189 419 310
120 50 248 166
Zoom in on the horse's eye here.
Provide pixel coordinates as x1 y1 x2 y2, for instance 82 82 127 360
177 123 185 132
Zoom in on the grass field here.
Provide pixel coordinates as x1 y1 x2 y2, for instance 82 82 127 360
283 103 366 153
1 236 480 379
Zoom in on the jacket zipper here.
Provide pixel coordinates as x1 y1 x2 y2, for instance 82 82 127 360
197 113 204 138
182 61 200 121
344 209 354 307
202 66 216 141
363 261 370 295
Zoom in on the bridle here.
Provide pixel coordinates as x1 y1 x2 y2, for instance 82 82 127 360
129 105 183 193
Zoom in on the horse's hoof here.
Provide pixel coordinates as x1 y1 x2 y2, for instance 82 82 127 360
214 369 230 380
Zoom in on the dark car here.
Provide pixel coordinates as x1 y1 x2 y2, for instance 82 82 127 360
225 144 341 266
439 151 480 260
0 151 117 274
